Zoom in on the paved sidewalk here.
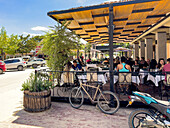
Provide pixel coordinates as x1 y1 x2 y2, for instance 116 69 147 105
0 102 134 128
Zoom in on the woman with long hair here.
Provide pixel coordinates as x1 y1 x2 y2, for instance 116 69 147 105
149 59 157 71
157 58 165 72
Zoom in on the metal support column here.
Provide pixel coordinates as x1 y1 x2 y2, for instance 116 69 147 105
109 4 114 93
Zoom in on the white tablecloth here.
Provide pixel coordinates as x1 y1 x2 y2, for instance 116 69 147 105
147 74 165 86
113 75 140 85
139 69 148 79
77 74 107 85
86 64 97 68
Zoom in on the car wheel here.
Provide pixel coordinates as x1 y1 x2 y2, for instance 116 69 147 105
32 64 37 68
0 69 3 74
18 66 23 71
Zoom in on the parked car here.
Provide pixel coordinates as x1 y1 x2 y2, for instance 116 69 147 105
4 58 26 71
22 56 31 62
26 58 46 68
0 60 6 74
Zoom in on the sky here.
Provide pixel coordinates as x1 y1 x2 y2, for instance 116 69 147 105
0 0 117 38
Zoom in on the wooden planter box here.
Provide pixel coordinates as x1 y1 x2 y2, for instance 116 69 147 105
23 90 51 112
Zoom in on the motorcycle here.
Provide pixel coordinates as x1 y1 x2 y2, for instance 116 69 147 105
127 91 170 128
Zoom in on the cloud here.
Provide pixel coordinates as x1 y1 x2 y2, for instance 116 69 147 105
76 0 87 4
22 32 42 37
104 0 118 2
31 26 49 31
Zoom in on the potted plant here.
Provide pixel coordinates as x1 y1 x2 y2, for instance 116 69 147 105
21 70 53 112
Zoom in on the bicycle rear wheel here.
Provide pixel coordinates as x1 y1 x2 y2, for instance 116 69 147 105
69 87 84 109
97 91 120 115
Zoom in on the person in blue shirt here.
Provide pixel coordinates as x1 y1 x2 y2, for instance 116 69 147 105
117 56 131 72
72 60 82 71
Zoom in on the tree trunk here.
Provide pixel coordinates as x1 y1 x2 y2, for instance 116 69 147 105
1 49 4 61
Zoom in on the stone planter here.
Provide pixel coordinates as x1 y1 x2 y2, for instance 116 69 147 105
23 90 51 112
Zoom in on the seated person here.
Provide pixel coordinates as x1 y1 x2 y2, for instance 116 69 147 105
116 56 131 94
72 60 82 71
102 58 109 66
162 58 170 82
64 61 74 72
149 59 157 71
63 61 74 85
132 60 139 72
117 56 131 72
86 58 91 64
157 58 165 72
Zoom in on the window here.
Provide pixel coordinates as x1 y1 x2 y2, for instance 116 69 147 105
37 59 43 61
4 60 13 64
12 59 20 63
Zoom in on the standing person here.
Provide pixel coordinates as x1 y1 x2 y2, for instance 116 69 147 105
157 58 165 72
72 60 82 71
117 56 131 72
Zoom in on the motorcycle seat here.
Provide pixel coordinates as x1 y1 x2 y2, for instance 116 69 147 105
134 91 169 106
153 98 169 106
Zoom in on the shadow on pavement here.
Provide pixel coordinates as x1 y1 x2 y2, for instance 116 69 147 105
12 102 134 128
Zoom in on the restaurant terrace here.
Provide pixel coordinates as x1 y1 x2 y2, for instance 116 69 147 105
47 0 170 101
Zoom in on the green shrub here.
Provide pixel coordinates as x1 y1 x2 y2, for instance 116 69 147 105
21 72 53 92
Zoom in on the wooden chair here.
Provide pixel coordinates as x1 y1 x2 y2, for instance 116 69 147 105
86 72 103 97
63 72 75 86
117 72 132 95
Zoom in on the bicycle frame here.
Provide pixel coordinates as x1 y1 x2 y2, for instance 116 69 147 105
78 82 103 103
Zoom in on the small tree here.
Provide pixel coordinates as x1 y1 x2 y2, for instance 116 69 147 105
42 21 80 71
41 21 80 85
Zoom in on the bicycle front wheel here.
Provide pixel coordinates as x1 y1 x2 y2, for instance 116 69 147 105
97 91 120 115
69 87 84 109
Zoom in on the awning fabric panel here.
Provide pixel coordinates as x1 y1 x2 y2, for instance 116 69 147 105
48 0 170 44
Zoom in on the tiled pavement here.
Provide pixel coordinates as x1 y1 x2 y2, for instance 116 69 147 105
0 102 134 128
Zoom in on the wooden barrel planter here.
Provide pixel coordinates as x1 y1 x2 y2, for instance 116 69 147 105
23 90 51 112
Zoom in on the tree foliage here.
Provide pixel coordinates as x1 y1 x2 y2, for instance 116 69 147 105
41 21 80 71
0 27 8 60
17 35 37 55
5 34 20 55
85 43 92 59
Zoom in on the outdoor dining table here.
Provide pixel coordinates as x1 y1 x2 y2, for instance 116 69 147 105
76 71 107 85
147 73 165 87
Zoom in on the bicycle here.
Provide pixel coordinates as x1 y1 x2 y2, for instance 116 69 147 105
69 72 120 115
57 71 77 97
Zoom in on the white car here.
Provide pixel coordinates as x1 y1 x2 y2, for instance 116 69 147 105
26 58 46 68
4 58 26 71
